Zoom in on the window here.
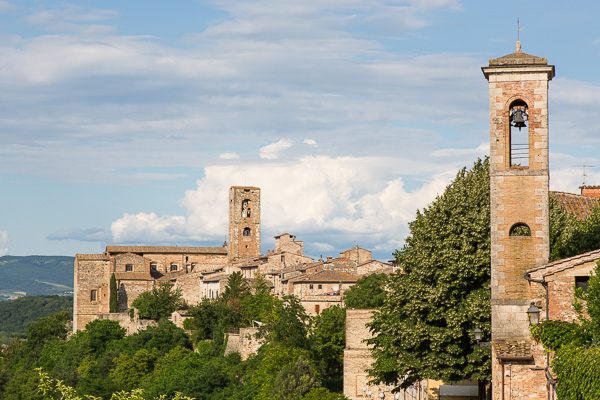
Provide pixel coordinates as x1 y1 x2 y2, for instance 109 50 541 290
509 100 529 167
242 200 251 217
509 223 531 237
315 305 320 313
150 262 157 271
170 264 178 271
90 290 97 302
318 284 322 290
281 255 285 262
576 276 590 292
243 227 251 236
309 284 314 291
125 264 133 272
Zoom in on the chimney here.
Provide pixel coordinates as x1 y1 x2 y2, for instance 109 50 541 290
580 185 600 198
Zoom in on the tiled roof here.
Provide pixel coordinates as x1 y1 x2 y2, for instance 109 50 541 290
294 269 359 283
106 246 228 255
527 248 600 277
489 51 548 66
76 254 108 260
551 191 599 221
494 339 533 360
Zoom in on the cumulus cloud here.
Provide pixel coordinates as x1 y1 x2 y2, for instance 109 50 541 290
303 139 317 145
111 212 188 244
105 155 461 258
259 139 294 159
0 231 9 256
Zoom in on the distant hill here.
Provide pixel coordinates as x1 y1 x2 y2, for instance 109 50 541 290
0 255 74 300
0 295 73 344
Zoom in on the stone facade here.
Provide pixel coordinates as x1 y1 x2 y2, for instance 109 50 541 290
343 309 427 400
74 185 393 334
228 186 261 260
482 43 555 400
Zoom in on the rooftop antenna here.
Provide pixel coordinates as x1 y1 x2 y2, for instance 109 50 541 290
572 164 596 186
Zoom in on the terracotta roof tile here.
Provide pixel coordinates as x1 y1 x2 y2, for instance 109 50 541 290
294 269 359 283
106 246 228 255
76 254 108 260
551 191 599 221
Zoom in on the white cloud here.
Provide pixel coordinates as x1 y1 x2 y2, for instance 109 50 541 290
0 231 9 256
105 156 460 258
259 139 294 159
111 212 187 243
303 139 317 145
219 152 240 160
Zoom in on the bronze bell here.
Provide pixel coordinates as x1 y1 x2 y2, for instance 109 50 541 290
512 109 527 131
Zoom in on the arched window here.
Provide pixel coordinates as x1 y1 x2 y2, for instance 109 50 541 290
509 100 529 167
509 223 531 237
242 199 251 217
243 227 251 236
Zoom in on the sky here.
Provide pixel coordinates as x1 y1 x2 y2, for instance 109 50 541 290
1 1 600 261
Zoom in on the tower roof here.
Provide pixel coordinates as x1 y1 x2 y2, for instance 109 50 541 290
482 42 555 80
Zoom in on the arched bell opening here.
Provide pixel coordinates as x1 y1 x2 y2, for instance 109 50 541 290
509 99 529 167
509 222 531 237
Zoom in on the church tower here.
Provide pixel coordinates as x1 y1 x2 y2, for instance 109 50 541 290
482 43 554 399
228 186 261 260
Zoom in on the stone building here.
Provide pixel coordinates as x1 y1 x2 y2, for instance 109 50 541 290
74 185 392 332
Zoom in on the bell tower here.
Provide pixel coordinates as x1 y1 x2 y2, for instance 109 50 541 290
482 43 554 399
228 186 261 260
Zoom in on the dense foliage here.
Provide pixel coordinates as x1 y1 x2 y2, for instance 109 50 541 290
0 295 72 344
343 274 388 309
549 195 600 262
0 273 349 399
131 282 185 320
368 158 492 388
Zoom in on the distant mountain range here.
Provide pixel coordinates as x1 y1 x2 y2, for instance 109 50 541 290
0 255 74 300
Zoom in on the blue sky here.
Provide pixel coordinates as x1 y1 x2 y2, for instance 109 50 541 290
1 1 600 261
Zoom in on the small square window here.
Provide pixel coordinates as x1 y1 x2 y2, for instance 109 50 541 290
309 284 314 290
576 276 590 292
125 264 133 272
318 284 322 290
170 264 178 271
150 263 157 271
90 290 97 302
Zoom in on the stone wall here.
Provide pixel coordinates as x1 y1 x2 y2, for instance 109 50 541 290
224 327 263 360
343 309 425 400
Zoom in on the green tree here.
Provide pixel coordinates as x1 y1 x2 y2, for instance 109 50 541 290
252 345 312 400
369 158 491 388
302 387 349 400
272 357 320 400
263 296 311 350
343 274 388 309
110 274 119 313
241 273 277 325
310 305 345 390
131 281 185 320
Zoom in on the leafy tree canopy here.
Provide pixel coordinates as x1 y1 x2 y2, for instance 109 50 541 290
343 274 388 309
131 281 185 320
368 158 492 388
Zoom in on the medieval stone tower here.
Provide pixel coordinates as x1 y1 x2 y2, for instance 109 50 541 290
228 186 261 260
482 43 554 399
